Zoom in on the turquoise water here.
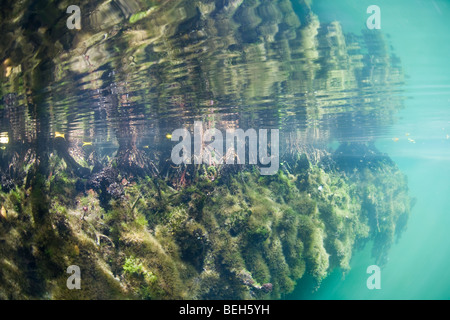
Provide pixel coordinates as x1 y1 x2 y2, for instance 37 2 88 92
1 0 449 300
291 0 450 299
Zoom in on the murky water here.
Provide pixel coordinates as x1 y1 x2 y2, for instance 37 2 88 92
0 0 448 300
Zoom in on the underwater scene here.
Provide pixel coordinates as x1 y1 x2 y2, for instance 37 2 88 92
0 0 449 300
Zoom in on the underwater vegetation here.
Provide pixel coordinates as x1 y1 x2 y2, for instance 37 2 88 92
0 0 411 300
0 142 413 299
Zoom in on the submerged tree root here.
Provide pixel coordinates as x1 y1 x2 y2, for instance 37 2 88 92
0 145 413 299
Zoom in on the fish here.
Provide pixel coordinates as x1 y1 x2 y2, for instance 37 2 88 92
143 145 149 149
0 133 8 144
5 66 12 77
55 132 65 139
166 133 172 140
1 206 7 219
392 138 399 142
408 138 416 144
82 141 93 147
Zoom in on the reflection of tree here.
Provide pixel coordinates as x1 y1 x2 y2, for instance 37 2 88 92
1 0 405 168
111 85 153 175
0 94 35 192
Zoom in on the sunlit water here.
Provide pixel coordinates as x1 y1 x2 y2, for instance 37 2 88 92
1 0 449 299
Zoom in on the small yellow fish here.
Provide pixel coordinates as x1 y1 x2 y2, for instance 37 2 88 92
0 146 6 150
1 206 7 219
392 138 399 142
143 145 149 149
55 132 65 139
5 66 12 77
82 142 93 147
446 134 449 140
408 138 416 143
166 133 172 140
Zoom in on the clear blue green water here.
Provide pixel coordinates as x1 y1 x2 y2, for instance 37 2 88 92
290 0 450 300
1 0 449 300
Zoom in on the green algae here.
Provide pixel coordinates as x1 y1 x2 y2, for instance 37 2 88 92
0 145 413 299
129 8 154 24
